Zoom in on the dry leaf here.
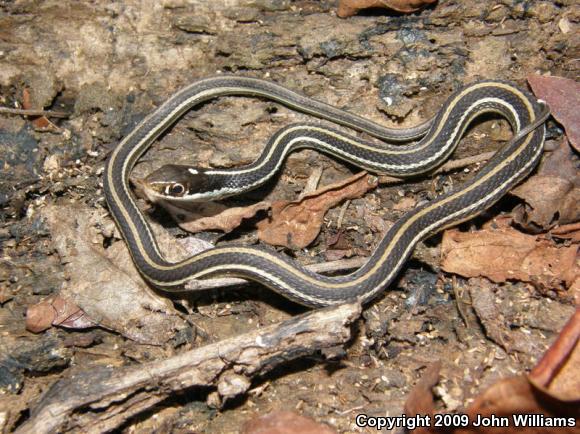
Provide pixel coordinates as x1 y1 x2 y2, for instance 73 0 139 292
511 138 580 233
461 315 580 433
459 376 580 434
178 201 271 233
529 307 580 402
257 172 378 249
26 295 96 333
41 204 188 345
402 362 441 434
528 74 580 151
242 411 337 434
338 0 436 18
441 226 578 293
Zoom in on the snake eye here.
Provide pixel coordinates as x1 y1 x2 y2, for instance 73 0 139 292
167 183 185 196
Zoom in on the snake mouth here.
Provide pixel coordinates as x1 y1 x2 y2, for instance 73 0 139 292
131 176 166 204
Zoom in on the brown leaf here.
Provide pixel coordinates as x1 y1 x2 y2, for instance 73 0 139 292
242 411 337 434
467 278 552 355
458 375 580 434
457 312 580 433
528 74 580 151
511 138 580 232
403 362 441 434
26 295 96 333
257 172 378 249
338 0 436 17
469 279 512 350
441 226 578 293
25 298 57 333
529 307 580 402
178 201 271 234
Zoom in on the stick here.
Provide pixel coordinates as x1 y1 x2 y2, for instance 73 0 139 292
0 107 70 118
16 301 362 434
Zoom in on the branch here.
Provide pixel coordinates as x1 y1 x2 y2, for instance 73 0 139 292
16 301 362 434
0 106 70 118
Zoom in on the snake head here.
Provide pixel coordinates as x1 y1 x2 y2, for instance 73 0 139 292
141 164 214 202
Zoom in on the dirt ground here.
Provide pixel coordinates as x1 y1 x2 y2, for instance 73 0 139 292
0 0 578 433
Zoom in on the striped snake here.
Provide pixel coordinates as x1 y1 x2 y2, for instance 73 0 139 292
104 76 548 307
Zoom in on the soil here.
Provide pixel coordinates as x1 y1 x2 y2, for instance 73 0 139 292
0 0 577 433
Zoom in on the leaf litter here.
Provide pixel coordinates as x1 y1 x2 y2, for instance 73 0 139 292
36 204 189 345
404 308 580 434
441 224 578 295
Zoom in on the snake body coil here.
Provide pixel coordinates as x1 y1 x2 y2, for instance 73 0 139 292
104 76 547 307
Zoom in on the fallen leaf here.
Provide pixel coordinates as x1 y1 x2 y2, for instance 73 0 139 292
327 229 350 250
459 375 580 434
511 138 580 232
41 204 188 345
26 295 96 333
529 307 580 402
242 411 337 434
257 172 378 249
528 74 580 151
441 226 578 293
324 249 351 261
460 313 580 432
403 362 441 434
338 0 436 17
178 201 271 233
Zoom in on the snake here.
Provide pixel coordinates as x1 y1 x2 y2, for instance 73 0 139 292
103 76 548 307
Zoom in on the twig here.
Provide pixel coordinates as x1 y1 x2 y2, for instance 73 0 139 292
299 165 323 199
184 256 367 291
0 107 70 118
378 151 496 185
550 222 580 236
452 275 470 327
16 301 362 434
336 199 350 229
435 151 496 173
